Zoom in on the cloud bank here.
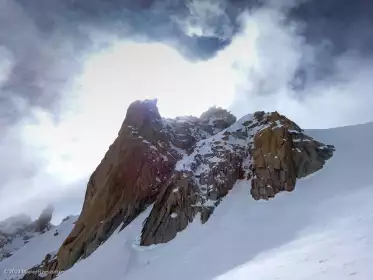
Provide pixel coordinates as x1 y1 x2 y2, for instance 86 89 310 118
1 0 373 222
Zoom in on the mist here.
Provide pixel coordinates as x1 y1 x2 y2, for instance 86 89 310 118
1 0 373 223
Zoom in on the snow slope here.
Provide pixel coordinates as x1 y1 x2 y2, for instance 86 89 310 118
0 230 39 263
2 121 373 280
54 121 373 280
0 216 78 280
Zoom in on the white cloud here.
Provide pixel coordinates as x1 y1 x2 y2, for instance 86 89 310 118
226 4 373 128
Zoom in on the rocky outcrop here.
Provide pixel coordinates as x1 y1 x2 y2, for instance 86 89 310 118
141 171 200 245
0 206 55 262
21 254 60 280
162 106 236 152
199 106 237 132
53 99 176 272
251 112 334 200
42 100 236 274
141 111 335 245
249 111 334 200
34 205 54 233
21 100 335 279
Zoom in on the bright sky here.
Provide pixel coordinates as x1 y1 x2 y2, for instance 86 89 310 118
19 15 260 186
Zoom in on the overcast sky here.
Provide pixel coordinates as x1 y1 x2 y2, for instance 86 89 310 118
1 0 373 223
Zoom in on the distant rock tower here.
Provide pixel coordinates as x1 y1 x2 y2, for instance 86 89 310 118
34 204 54 233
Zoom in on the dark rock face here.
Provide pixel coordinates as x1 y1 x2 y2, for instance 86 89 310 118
34 205 54 233
21 101 335 279
141 172 200 245
21 254 60 280
250 112 335 200
291 134 335 178
56 99 176 272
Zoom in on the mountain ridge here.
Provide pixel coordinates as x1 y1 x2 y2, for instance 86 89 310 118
0 206 55 263
2 99 335 280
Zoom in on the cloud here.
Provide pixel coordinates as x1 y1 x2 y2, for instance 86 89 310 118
0 1 85 221
0 1 84 125
0 0 250 127
176 0 234 39
0 0 252 221
227 0 373 128
1 0 373 222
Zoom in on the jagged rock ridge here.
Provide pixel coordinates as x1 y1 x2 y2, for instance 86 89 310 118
140 110 335 245
21 100 335 280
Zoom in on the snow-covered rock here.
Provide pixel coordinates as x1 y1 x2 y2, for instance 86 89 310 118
0 215 78 280
2 120 373 280
140 111 334 245
0 214 34 262
10 99 335 280
0 205 56 262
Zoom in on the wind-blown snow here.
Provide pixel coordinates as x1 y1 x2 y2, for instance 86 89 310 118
0 216 78 280
2 122 373 280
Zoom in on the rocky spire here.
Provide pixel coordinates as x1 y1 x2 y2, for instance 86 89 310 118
21 100 335 280
34 204 54 233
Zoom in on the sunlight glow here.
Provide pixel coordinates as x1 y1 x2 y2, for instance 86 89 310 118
21 35 255 183
17 13 264 185
77 41 239 118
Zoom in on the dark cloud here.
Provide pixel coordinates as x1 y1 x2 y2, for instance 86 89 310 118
0 0 263 125
1 0 372 122
288 0 373 88
0 1 84 125
292 0 373 54
15 0 253 60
